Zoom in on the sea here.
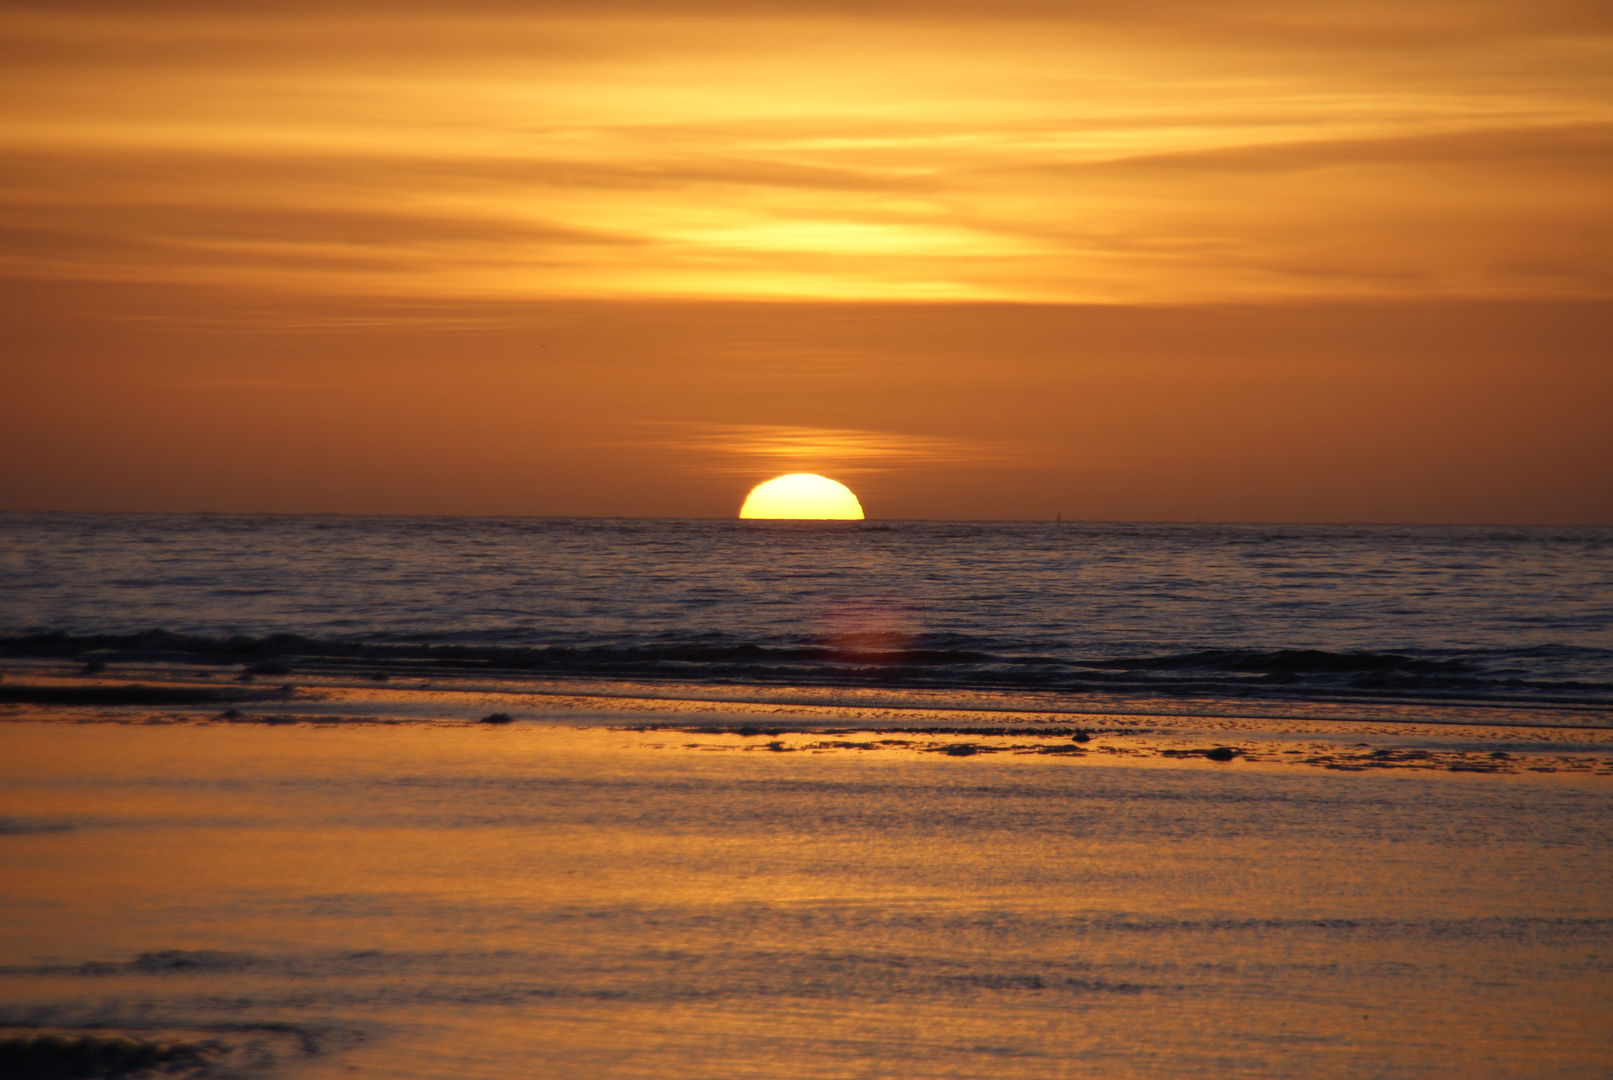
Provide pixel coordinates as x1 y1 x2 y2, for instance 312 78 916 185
4 514 1612 717
1 514 1610 1078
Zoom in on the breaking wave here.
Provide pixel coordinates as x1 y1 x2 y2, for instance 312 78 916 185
2 515 1609 712
4 630 1609 709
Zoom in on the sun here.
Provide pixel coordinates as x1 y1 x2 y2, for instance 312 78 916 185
739 474 865 520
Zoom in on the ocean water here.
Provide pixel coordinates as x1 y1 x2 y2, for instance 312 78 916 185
2 514 1611 716
2 514 1611 1078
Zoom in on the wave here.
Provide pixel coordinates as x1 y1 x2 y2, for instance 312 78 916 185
1107 648 1463 674
3 630 1609 710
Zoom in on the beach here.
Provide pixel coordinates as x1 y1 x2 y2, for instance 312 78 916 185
2 515 1610 1076
2 667 1611 1079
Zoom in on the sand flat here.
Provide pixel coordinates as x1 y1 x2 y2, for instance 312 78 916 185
2 704 1610 1079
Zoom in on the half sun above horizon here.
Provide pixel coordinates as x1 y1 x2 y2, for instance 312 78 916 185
739 474 865 520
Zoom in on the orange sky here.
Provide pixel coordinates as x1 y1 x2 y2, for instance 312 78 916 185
2 1 1610 521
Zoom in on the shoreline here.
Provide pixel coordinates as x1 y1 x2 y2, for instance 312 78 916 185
5 656 1610 725
3 664 1609 781
3 682 1610 1078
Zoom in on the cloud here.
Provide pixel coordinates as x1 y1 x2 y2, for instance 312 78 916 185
644 423 1044 476
7 1 1611 39
1 4 1608 303
1091 123 1613 174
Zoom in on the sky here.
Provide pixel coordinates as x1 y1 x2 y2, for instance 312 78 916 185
2 0 1610 521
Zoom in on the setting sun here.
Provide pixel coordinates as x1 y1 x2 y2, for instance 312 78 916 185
739 474 864 520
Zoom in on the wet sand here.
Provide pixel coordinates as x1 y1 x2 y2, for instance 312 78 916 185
1 669 1610 1077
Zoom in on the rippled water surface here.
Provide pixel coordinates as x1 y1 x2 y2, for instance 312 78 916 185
3 514 1611 711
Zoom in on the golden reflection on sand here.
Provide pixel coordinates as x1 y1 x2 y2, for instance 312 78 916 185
1 696 1610 1077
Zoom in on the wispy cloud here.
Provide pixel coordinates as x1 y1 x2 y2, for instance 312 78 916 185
2 4 1608 304
642 423 1043 476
